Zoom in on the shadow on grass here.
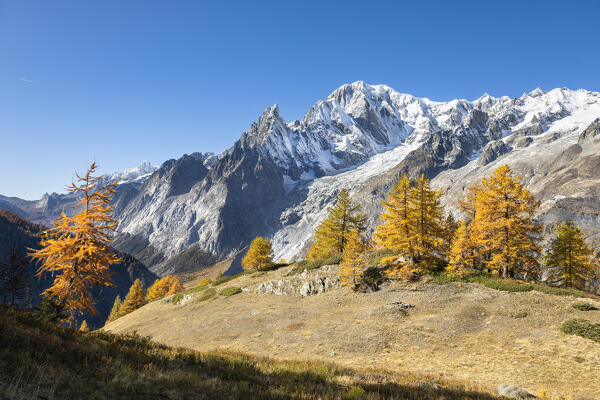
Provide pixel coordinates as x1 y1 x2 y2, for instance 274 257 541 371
1 305 500 400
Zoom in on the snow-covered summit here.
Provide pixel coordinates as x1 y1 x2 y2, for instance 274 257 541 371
241 82 600 185
107 161 159 184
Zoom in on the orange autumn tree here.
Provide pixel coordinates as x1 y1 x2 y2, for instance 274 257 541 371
165 275 184 295
373 174 413 267
79 320 89 333
409 174 446 268
118 278 147 315
469 165 541 278
308 189 367 260
146 274 184 301
339 229 367 290
242 237 274 271
30 162 120 317
544 221 596 288
374 173 446 278
446 219 475 277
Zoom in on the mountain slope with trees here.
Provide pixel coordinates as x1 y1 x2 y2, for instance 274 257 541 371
0 210 157 328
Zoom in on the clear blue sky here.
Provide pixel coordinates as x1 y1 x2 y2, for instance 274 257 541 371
1 0 599 199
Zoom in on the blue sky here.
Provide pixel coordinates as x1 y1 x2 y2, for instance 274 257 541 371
1 0 599 199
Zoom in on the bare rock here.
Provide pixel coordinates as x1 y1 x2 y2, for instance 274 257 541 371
497 384 535 399
579 117 600 144
385 301 415 310
256 265 340 296
478 140 510 165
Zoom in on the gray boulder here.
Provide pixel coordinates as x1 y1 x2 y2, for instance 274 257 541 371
497 384 535 399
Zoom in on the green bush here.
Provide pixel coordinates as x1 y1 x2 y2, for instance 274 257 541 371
511 311 528 318
288 255 343 275
171 293 184 304
213 272 244 286
342 386 367 400
481 279 533 292
361 267 384 290
219 287 242 297
431 271 592 297
572 302 599 311
195 288 217 303
561 318 600 342
362 249 398 266
533 285 589 298
431 271 533 292
430 271 464 285
171 283 210 304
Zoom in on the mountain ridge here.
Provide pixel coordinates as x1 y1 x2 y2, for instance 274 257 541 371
2 82 600 275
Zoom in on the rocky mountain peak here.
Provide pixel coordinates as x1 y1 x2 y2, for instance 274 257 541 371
528 87 546 97
579 117 600 144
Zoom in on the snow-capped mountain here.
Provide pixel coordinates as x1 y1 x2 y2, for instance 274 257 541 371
111 82 600 273
106 161 159 184
3 82 600 275
0 161 161 225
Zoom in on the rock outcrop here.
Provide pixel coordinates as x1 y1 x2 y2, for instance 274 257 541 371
478 140 510 166
579 117 600 144
255 265 340 297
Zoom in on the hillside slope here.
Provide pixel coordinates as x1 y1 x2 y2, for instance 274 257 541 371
105 265 600 399
1 305 503 400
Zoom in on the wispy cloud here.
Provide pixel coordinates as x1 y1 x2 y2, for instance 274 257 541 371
19 78 35 84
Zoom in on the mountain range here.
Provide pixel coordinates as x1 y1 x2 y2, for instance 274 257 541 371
2 82 600 276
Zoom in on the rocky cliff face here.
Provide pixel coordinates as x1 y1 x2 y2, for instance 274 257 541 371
3 83 600 274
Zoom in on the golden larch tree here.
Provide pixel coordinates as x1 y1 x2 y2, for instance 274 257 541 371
242 237 274 271
118 279 147 316
308 189 366 259
146 277 171 302
459 182 481 221
30 162 120 316
446 219 474 277
373 174 414 267
79 320 89 332
106 295 122 324
374 174 446 277
544 221 596 288
145 274 183 301
339 229 367 290
470 165 541 278
409 174 446 269
443 213 459 249
165 275 184 295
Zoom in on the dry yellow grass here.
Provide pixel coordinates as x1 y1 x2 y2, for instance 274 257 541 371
178 256 237 286
104 266 600 399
